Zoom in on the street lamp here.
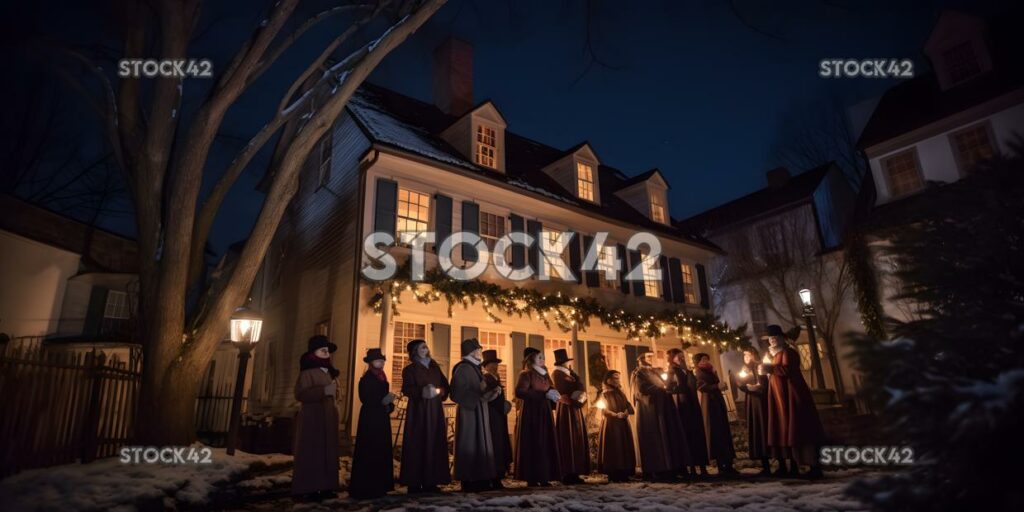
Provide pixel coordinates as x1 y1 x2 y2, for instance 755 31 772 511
798 288 826 391
226 306 263 455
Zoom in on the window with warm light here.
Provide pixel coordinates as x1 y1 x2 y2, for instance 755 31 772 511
391 321 426 389
597 245 618 289
396 187 430 240
475 125 497 169
576 161 595 201
542 229 570 279
642 253 661 298
544 338 572 370
883 149 924 197
951 123 996 173
479 330 508 385
480 211 506 249
680 263 697 304
651 193 666 223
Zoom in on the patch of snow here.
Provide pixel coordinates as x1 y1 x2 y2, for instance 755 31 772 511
368 15 409 53
507 178 579 205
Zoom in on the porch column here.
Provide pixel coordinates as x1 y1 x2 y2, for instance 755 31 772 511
378 290 393 352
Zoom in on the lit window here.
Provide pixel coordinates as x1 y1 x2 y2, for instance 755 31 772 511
680 263 697 304
642 253 661 298
479 330 508 386
576 162 595 201
104 291 130 319
651 193 666 223
943 41 981 84
597 245 618 289
600 343 626 380
475 125 497 169
883 150 924 197
315 320 330 337
542 230 570 280
951 123 995 173
391 321 426 389
396 188 430 239
480 211 506 249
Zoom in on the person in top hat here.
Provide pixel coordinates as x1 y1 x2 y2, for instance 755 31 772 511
762 324 826 479
551 347 590 484
399 339 451 493
292 336 341 500
481 349 513 488
693 352 738 476
597 370 637 482
348 348 398 499
450 338 502 491
514 346 562 486
631 351 689 482
665 348 710 479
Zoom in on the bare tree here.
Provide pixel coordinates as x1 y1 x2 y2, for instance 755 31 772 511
771 92 866 187
52 0 446 444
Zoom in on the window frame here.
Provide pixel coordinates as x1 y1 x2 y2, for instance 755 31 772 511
650 191 667 224
881 148 925 199
680 262 698 304
395 186 432 242
475 124 498 169
575 160 596 202
103 290 130 320
942 41 982 85
541 228 571 280
597 244 619 289
641 251 661 298
949 121 997 176
391 320 427 390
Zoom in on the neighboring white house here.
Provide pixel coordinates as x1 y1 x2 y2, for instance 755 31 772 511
247 38 741 442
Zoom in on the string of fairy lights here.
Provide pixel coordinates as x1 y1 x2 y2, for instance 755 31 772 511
365 267 752 351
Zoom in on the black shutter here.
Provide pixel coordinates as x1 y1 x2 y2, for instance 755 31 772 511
510 214 525 269
83 286 109 337
660 255 672 302
669 257 685 304
527 220 542 276
696 263 710 309
511 332 526 373
585 340 602 388
585 235 598 288
567 231 582 284
373 178 398 236
625 345 640 378
527 334 544 354
617 243 629 294
461 201 480 262
629 250 644 296
431 322 451 371
434 194 452 254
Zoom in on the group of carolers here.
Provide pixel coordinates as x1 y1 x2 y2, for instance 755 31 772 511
290 323 825 501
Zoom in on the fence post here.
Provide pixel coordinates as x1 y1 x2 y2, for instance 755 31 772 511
80 351 106 463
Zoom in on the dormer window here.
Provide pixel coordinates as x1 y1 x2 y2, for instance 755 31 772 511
651 193 667 223
576 161 595 201
943 41 981 84
475 125 497 169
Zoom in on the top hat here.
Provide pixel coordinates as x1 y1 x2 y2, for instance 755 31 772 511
692 352 710 366
482 349 502 365
762 324 786 339
406 338 427 354
363 347 386 363
523 346 541 359
461 338 483 357
553 348 573 366
307 335 337 354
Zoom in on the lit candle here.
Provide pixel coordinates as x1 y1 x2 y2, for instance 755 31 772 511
596 397 607 410
660 372 669 381
434 387 441 396
738 368 749 379
763 353 773 365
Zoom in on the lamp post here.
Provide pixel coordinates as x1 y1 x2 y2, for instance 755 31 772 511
226 306 263 456
798 288 827 391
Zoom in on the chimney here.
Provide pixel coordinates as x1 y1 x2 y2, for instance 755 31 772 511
433 37 473 116
766 166 791 188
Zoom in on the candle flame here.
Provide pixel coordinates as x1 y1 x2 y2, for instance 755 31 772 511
738 368 749 379
660 372 669 381
596 397 607 410
763 353 772 365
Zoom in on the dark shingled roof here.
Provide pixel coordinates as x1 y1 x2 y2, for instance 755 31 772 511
348 82 718 251
676 163 833 235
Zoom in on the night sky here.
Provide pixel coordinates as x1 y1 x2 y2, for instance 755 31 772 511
4 0 1010 254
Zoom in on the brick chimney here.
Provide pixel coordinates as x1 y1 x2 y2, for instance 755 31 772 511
766 166 791 188
433 37 473 116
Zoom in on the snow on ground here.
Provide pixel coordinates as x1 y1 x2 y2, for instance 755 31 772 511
0 446 291 512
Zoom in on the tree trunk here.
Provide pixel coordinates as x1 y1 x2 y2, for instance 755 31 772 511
137 358 205 445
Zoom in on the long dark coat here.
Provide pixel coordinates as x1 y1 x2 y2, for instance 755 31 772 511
631 365 688 474
597 385 636 476
450 359 497 482
399 359 452 487
666 365 710 466
484 372 513 477
738 362 770 460
292 368 340 496
513 368 560 483
348 371 394 499
552 367 590 477
767 346 825 463
695 364 736 464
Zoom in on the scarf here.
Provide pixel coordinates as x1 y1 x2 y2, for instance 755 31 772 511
416 355 432 368
532 365 548 376
553 365 570 376
697 360 716 374
300 352 339 379
367 366 387 382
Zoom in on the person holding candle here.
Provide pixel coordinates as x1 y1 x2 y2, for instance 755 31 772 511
398 339 451 493
514 347 562 487
665 348 710 479
451 338 502 492
631 351 688 482
762 325 826 479
552 348 590 484
739 347 771 476
348 348 397 500
597 370 636 482
481 349 513 489
292 335 341 500
693 353 738 476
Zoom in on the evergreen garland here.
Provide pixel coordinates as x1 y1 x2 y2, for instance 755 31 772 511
845 229 887 340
